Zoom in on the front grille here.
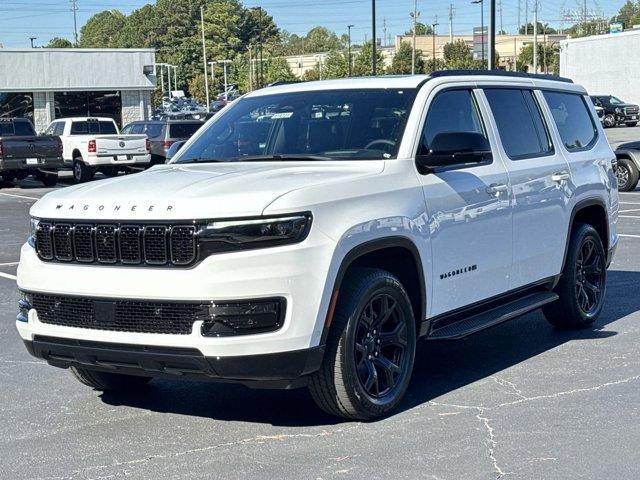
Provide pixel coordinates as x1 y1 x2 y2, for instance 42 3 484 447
35 221 197 267
32 293 209 335
625 106 639 115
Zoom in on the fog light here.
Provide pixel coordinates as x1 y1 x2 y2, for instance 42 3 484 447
200 298 285 337
17 293 32 323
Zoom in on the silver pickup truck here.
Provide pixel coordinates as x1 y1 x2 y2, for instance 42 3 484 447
0 118 63 187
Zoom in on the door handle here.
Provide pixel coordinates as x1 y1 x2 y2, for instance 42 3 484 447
551 171 570 183
486 183 508 195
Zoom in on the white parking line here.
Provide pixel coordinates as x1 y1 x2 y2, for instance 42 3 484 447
0 192 39 201
620 202 640 205
619 215 640 219
619 208 640 213
619 234 640 239
0 271 17 281
0 262 18 267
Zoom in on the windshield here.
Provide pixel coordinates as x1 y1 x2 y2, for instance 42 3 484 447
608 96 624 104
173 88 417 163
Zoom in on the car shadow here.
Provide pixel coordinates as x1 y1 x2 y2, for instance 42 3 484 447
99 270 639 426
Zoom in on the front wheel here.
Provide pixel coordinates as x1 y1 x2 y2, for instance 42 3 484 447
603 114 616 128
70 367 151 391
543 224 607 329
309 268 416 420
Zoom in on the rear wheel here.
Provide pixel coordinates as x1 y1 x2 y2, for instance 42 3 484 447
35 170 58 187
70 367 151 391
73 158 93 183
543 224 606 329
100 166 120 177
309 268 416 420
615 158 639 192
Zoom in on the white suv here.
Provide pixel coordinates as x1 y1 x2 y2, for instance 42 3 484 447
17 72 619 420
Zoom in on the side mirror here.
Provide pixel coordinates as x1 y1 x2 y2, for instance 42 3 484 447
416 132 492 172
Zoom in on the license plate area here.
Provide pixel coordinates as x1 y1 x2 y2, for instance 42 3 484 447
26 158 39 165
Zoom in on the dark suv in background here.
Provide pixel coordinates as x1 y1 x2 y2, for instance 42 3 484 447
590 95 640 128
121 119 203 164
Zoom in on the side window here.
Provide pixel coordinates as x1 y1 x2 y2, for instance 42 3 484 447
54 122 65 136
542 91 597 151
121 125 133 134
484 88 553 159
420 89 485 154
43 123 57 136
145 123 163 138
130 124 144 134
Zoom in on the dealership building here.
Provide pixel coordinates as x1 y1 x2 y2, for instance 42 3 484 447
0 48 157 132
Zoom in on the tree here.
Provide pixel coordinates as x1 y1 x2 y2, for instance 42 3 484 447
352 41 384 76
44 37 73 48
517 43 560 74
322 50 349 78
519 22 557 35
78 10 127 47
388 42 425 74
263 57 296 84
443 40 482 69
187 73 208 103
613 0 640 28
405 22 433 35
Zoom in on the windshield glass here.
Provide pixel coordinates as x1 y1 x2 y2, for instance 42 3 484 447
173 88 417 163
609 96 624 104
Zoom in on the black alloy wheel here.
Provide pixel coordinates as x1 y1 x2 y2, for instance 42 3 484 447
574 237 605 317
354 293 408 398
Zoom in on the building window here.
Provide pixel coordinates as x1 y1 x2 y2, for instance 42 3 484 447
54 91 122 127
0 92 34 122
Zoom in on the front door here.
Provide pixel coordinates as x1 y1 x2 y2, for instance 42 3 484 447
416 88 513 317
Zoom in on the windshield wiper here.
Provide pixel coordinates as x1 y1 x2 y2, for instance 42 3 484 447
175 157 227 164
231 154 333 162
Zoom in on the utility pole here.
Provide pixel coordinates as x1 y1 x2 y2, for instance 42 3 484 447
525 0 528 34
488 0 495 69
159 65 165 96
29 37 37 48
498 0 503 34
371 0 377 75
472 0 484 69
200 5 210 109
411 0 419 74
208 61 216 93
70 0 78 46
431 20 439 71
382 17 387 46
583 0 587 35
448 4 454 43
533 0 538 73
517 0 521 35
347 25 354 76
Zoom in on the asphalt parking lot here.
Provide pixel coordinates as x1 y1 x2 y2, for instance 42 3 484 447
1 128 639 480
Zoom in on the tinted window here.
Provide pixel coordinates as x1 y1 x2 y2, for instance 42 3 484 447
129 124 144 134
121 125 133 134
145 123 164 138
54 122 65 136
0 122 15 135
169 123 202 138
543 91 597 151
70 120 117 135
13 120 36 136
485 89 552 159
420 89 485 153
176 89 417 163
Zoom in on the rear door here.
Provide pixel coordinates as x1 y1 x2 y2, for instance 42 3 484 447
416 87 513 316
481 87 572 289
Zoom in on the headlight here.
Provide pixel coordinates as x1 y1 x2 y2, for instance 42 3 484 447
198 214 311 255
27 217 39 248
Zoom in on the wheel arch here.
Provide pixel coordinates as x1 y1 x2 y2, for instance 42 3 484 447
72 149 83 162
320 236 427 346
559 198 610 279
615 149 640 170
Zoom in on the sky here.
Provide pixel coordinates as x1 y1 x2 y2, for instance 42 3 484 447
0 0 628 49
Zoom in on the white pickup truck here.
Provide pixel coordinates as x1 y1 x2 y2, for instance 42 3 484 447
43 117 151 182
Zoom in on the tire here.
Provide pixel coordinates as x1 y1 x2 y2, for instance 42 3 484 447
625 122 638 127
73 158 93 183
309 268 417 420
70 367 151 391
36 170 58 187
543 224 607 329
615 158 639 192
602 114 616 128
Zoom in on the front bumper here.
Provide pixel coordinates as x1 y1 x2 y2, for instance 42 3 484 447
0 157 64 171
23 335 324 388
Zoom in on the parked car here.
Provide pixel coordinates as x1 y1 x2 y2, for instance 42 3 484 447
0 117 62 187
590 95 639 127
18 71 618 420
122 119 203 164
614 140 640 191
165 140 186 161
594 105 605 124
43 117 151 182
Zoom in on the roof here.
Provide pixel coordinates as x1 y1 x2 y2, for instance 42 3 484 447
247 71 577 97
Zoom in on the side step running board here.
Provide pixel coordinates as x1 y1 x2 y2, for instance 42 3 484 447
427 291 559 340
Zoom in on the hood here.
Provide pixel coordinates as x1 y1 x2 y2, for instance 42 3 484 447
31 161 385 220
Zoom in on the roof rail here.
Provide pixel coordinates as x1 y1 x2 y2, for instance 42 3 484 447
428 69 574 84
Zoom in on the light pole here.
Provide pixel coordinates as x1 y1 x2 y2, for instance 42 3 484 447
488 0 495 69
472 0 485 69
411 0 418 75
208 61 216 95
371 0 377 75
200 5 210 110
217 60 231 101
347 25 354 77
431 22 439 71
172 65 177 92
